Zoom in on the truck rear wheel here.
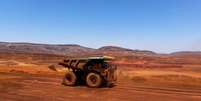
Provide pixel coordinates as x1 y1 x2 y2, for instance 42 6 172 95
86 72 102 88
62 71 77 86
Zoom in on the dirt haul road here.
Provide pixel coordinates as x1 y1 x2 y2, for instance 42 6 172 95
1 70 201 101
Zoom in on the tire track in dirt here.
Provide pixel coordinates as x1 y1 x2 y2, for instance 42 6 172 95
117 85 201 96
116 80 201 97
16 74 201 97
1 72 201 101
18 75 201 97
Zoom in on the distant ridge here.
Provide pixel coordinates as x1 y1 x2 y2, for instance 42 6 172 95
171 51 201 55
170 51 201 58
99 46 134 51
0 42 200 57
98 46 156 56
0 42 95 56
0 42 156 56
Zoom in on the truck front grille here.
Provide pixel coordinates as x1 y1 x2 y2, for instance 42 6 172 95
107 65 117 82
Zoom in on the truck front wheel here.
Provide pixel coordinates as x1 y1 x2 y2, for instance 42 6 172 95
86 72 102 88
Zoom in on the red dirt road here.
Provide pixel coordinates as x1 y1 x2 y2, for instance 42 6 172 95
1 71 201 101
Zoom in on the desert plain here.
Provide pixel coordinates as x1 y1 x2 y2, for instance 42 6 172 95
0 43 201 101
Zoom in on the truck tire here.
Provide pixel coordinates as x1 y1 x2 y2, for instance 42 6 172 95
62 71 77 86
86 72 102 88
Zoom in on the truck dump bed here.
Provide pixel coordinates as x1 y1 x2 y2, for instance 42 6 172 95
59 56 114 69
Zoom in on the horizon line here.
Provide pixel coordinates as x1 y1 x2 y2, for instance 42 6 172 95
0 41 200 54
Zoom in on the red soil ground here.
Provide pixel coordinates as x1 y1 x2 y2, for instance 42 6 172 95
0 53 201 101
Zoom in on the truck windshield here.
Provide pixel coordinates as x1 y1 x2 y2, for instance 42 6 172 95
102 62 111 69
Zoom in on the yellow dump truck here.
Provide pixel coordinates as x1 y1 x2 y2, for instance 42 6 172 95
59 56 117 88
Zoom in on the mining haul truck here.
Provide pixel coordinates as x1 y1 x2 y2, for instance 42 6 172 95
59 56 117 88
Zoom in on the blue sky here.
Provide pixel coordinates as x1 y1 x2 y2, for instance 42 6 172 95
0 0 200 53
